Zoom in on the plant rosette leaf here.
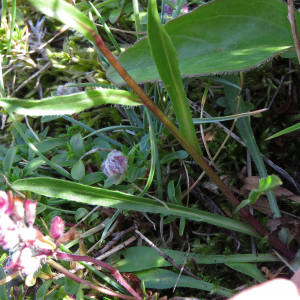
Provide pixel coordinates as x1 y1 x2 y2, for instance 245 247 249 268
0 90 141 116
235 175 282 212
107 0 300 85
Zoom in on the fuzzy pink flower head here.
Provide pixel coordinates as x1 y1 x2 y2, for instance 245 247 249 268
0 191 14 215
165 0 188 15
50 216 65 240
24 199 37 226
101 150 129 185
12 198 24 222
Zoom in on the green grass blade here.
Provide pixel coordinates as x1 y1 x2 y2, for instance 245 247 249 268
147 0 202 155
62 116 122 148
89 1 121 54
139 113 156 197
3 0 16 66
266 122 300 140
84 126 144 139
12 177 260 238
221 75 287 242
0 90 141 116
192 109 266 124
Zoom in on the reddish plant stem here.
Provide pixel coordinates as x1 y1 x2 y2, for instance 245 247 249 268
55 252 142 299
91 32 295 260
47 259 136 300
287 0 300 64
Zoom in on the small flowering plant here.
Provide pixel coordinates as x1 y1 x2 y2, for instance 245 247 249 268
101 149 129 185
0 191 142 299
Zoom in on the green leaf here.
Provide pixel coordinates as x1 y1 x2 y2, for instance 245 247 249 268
51 153 78 167
75 207 89 222
147 0 202 155
179 216 185 236
106 246 280 272
135 269 234 297
3 146 18 173
12 177 260 237
226 263 267 283
0 266 8 300
79 172 106 185
107 0 298 85
64 276 80 294
160 150 188 164
236 175 282 211
71 160 85 181
22 157 45 177
36 138 67 153
36 280 52 300
109 7 122 23
0 90 141 116
167 180 178 204
28 0 97 40
70 133 85 159
266 122 300 140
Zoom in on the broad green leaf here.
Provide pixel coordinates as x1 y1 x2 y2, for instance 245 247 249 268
236 175 282 211
147 0 202 155
12 177 260 237
160 150 188 164
226 263 267 283
0 90 141 116
0 266 8 300
28 0 96 40
107 0 299 85
75 207 89 222
109 7 123 24
107 246 280 272
22 157 45 177
135 269 234 297
3 146 18 173
36 138 67 153
70 133 85 159
71 160 85 181
266 122 300 140
64 276 80 294
36 280 52 300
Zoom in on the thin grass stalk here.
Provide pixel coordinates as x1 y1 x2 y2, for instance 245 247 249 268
3 0 16 66
132 0 141 39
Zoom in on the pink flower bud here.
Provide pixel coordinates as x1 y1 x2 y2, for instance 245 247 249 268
50 216 65 240
101 150 129 184
0 191 14 215
24 199 37 226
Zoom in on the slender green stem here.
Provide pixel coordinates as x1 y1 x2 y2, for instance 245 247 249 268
132 0 141 39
